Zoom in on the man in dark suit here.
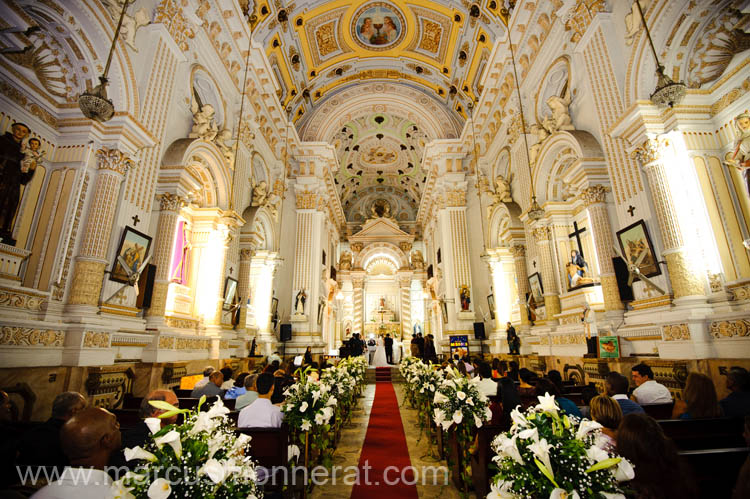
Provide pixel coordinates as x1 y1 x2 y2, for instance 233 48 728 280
384 334 394 364
416 333 425 359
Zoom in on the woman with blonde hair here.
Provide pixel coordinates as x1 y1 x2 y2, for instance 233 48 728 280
672 372 723 419
590 395 623 451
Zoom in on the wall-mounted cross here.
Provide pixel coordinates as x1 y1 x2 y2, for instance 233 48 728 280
532 260 537 268
131 214 140 226
568 221 587 257
627 205 636 217
229 267 234 274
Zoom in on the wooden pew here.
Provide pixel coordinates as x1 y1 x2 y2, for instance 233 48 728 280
641 402 674 420
658 417 745 451
679 446 749 498
122 394 142 410
174 389 192 398
112 408 141 429
223 398 236 411
236 424 290 495
470 425 505 498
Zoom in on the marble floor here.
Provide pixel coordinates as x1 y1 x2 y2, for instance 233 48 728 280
310 382 472 499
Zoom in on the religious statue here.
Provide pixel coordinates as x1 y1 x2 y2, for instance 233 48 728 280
21 137 45 173
545 90 574 132
459 285 471 311
214 128 235 165
369 199 394 220
624 0 648 46
410 250 425 270
294 289 306 315
528 123 550 166
339 251 353 270
379 296 387 310
326 278 337 303
189 99 219 142
726 113 750 198
566 249 593 289
494 174 513 203
250 179 268 207
103 0 150 51
0 122 34 245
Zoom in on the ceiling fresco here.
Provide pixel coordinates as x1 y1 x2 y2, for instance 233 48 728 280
249 0 507 224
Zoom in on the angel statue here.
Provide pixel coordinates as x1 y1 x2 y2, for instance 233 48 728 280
103 0 149 51
189 98 219 142
726 113 750 197
545 89 574 132
214 128 234 165
250 179 268 207
528 123 550 166
494 174 513 203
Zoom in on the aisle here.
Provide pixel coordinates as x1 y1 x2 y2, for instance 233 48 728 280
350 380 419 498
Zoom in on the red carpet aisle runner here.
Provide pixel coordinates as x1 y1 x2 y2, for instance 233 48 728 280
350 378 418 498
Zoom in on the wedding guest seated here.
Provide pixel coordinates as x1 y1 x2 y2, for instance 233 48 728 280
477 363 499 398
732 415 750 499
236 374 259 410
547 370 564 393
271 369 293 405
123 390 178 450
508 361 520 382
617 413 698 499
518 368 537 407
30 407 121 499
721 367 750 418
590 395 622 452
579 385 599 419
672 372 723 419
219 367 235 391
17 392 87 472
238 373 283 428
535 378 582 418
456 360 469 377
462 355 475 374
224 372 249 400
605 372 644 416
191 370 223 399
498 377 522 429
268 351 282 364
631 363 672 405
491 359 507 379
303 347 313 365
194 366 215 389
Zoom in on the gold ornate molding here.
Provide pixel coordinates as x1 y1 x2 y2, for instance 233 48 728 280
580 185 609 206
665 250 705 298
155 0 196 51
83 331 111 348
165 316 199 330
158 192 187 212
68 260 107 306
175 337 210 350
0 288 45 311
295 190 318 210
240 248 254 261
350 242 363 253
444 188 467 207
662 323 691 341
510 244 526 257
710 319 750 339
399 241 412 252
532 226 551 242
710 76 750 116
0 326 65 347
158 336 175 349
96 148 134 175
631 137 670 166
564 0 607 43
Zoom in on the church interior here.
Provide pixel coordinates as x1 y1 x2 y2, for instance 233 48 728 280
1 0 750 497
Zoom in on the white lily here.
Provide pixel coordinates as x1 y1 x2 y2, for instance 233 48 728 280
111 480 135 499
550 488 579 499
315 412 326 425
452 410 463 424
576 419 602 440
123 446 157 462
200 458 226 484
586 444 609 464
466 397 474 406
487 479 516 498
147 478 171 499
485 407 493 421
288 444 301 462
529 438 554 475
613 458 635 481
154 430 182 459
510 407 529 428
433 391 448 404
299 401 308 412
206 399 230 418
231 433 251 455
456 391 466 400
440 419 452 431
311 390 321 402
434 408 446 426
144 418 162 435
498 434 524 465
518 427 539 442
326 396 337 406
537 393 559 415
300 420 312 431
474 413 483 428
190 412 216 436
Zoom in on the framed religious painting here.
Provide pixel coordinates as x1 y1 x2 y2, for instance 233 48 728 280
528 272 544 305
271 297 279 318
222 277 238 310
110 226 152 284
616 220 661 279
440 300 449 324
487 294 496 320
317 299 325 325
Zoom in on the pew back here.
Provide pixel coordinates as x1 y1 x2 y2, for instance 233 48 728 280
658 417 745 450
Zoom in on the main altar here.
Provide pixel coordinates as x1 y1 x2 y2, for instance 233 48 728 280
364 297 401 337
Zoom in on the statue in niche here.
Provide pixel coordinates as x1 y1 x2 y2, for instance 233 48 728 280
544 89 574 132
560 181 575 201
459 285 471 311
294 289 307 315
250 179 268 207
624 0 649 46
214 128 234 165
494 174 513 203
410 250 425 270
189 98 219 142
566 249 593 289
103 0 149 51
339 251 353 270
369 199 393 220
727 113 750 199
528 123 550 166
0 122 34 245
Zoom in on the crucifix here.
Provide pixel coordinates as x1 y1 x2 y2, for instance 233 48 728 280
569 221 587 257
627 205 636 217
131 214 140 226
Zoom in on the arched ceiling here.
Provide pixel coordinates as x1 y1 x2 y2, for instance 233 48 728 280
249 0 507 223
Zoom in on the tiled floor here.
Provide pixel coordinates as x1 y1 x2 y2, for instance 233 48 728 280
309 383 473 499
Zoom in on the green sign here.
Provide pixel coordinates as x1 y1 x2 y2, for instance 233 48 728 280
598 336 620 358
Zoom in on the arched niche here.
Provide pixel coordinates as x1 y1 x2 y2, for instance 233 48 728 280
160 138 231 209
190 66 226 130
240 205 277 252
487 202 524 249
533 130 606 205
353 242 409 270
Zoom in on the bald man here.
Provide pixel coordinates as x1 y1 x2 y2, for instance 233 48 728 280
31 407 121 498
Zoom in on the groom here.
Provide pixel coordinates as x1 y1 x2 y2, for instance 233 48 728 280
384 334 394 364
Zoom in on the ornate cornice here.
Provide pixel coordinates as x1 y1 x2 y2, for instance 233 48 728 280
1 326 65 347
580 185 609 206
96 148 134 175
510 244 526 257
158 192 187 212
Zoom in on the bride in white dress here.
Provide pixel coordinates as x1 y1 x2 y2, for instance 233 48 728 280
372 335 389 367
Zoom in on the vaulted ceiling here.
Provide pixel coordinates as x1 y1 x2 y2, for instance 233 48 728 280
249 0 508 222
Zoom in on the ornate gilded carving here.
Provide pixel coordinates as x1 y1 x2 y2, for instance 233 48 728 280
544 295 561 317
83 331 111 348
350 242 363 253
564 0 607 43
240 249 254 261
96 148 134 176
158 193 187 212
710 319 750 339
399 241 412 252
219 340 229 350
419 19 442 53
175 337 209 350
158 335 175 349
730 283 750 301
68 260 107 306
155 0 196 51
664 250 705 298
662 323 691 341
631 137 670 166
0 288 45 311
165 316 199 330
600 274 624 312
315 23 338 57
580 185 609 206
510 244 526 257
444 188 466 207
551 333 586 345
0 327 65 347
295 190 318 210
711 77 750 116
532 226 551 242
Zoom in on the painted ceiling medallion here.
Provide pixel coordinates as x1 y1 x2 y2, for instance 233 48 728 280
351 2 406 51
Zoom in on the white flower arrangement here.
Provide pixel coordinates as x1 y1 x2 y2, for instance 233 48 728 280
431 367 492 432
489 393 635 499
112 396 262 499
